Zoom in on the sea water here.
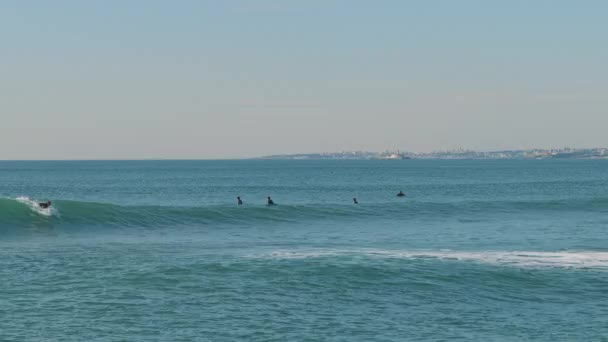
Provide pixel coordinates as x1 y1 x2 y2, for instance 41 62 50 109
1 160 607 341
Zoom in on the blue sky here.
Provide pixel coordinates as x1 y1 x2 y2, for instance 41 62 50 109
1 1 607 159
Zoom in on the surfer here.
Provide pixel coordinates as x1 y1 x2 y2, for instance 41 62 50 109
353 197 358 204
38 201 52 209
237 196 243 205
397 191 406 197
267 196 275 206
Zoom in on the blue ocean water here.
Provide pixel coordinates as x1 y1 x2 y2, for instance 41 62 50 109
1 159 607 341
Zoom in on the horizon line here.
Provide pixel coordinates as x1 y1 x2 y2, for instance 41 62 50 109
1 147 607 162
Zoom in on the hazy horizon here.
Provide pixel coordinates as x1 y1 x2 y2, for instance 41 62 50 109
2 1 607 160
1 146 606 161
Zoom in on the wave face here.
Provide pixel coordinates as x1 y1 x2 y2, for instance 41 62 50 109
2 196 608 230
0 197 371 228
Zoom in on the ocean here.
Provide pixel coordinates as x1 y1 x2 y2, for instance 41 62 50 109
1 159 607 341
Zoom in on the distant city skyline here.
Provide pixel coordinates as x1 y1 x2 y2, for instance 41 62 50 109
259 147 608 160
2 1 607 160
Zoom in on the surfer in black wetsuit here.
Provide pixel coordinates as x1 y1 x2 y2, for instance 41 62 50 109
267 196 275 206
397 191 406 197
38 201 52 209
237 196 243 205
353 197 358 204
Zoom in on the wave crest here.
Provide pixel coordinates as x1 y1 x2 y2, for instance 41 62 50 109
1 196 608 229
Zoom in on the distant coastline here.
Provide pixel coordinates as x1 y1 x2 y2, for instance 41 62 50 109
257 148 608 160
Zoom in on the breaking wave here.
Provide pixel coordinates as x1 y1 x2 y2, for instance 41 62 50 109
261 249 608 269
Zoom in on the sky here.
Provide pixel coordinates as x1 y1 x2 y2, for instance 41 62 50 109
1 0 607 159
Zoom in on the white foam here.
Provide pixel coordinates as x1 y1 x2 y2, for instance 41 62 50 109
261 249 608 269
16 196 58 217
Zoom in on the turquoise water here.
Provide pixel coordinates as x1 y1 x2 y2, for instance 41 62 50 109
1 160 607 341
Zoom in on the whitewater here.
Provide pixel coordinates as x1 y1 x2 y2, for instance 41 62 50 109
1 159 607 341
